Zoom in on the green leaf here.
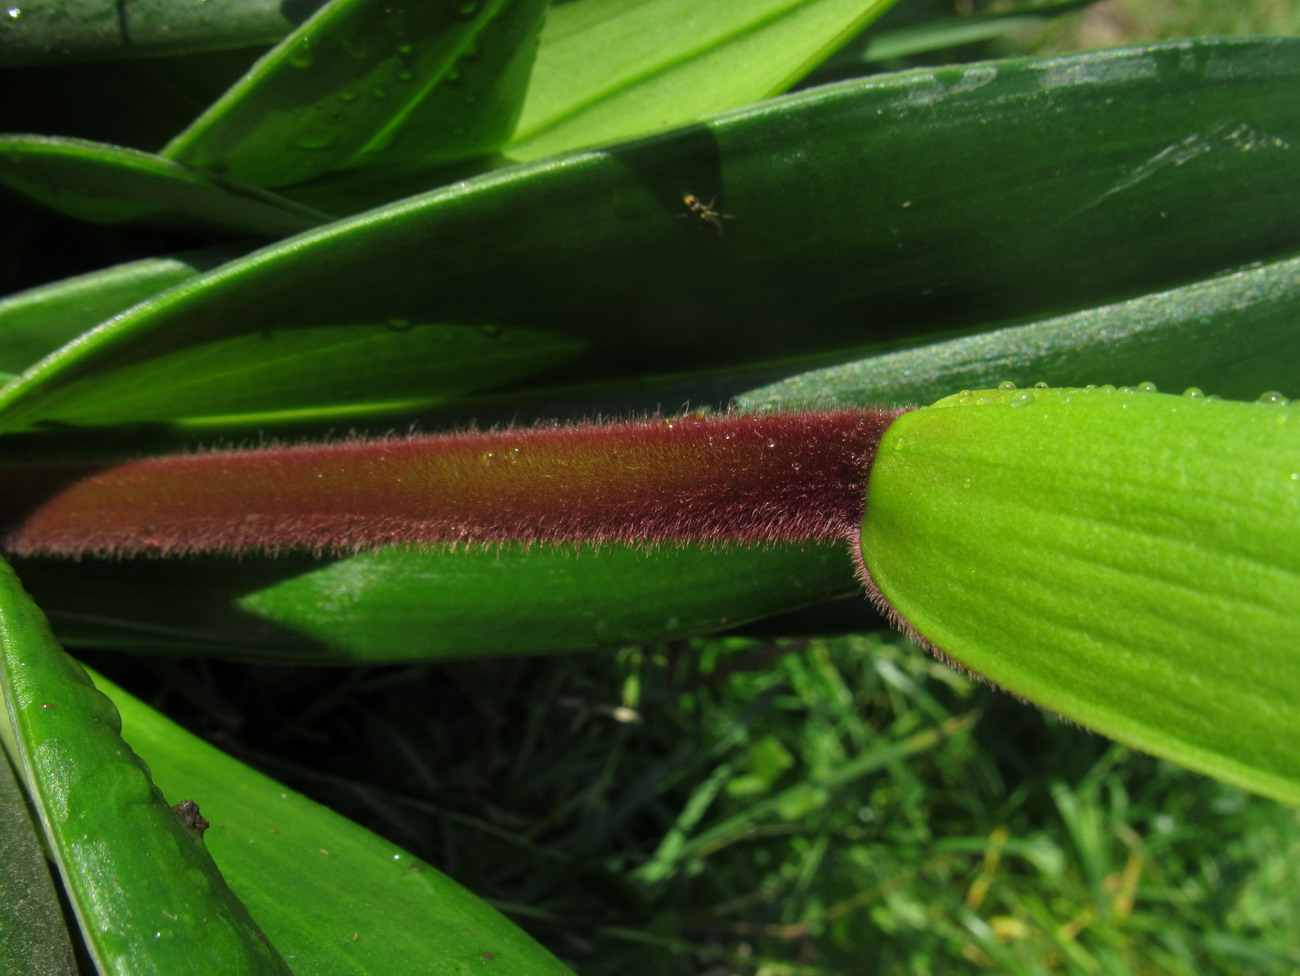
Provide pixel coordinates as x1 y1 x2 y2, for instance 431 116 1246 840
0 248 239 375
162 0 550 188
0 0 306 67
735 252 1300 411
2 39 1299 435
0 752 76 976
17 542 858 662
94 668 577 976
505 0 902 160
860 386 1300 804
0 135 329 234
0 557 291 973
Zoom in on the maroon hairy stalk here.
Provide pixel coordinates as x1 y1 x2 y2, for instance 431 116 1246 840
0 409 906 559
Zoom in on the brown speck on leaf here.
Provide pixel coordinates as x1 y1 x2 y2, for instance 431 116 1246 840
482 951 496 960
171 799 210 835
319 848 330 855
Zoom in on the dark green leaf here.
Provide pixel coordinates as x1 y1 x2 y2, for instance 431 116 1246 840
0 0 310 67
2 40 1298 435
0 135 329 234
735 253 1300 411
0 752 76 976
0 248 239 375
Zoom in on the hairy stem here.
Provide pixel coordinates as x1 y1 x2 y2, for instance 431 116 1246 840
0 409 906 558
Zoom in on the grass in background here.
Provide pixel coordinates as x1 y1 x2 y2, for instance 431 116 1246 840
93 632 1300 975
1019 0 1300 53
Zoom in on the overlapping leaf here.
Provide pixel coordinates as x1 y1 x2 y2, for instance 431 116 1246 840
862 386 1300 804
2 39 1298 438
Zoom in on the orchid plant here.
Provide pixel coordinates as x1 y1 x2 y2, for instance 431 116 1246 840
1 0 1298 973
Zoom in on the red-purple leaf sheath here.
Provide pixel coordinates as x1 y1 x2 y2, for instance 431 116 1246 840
0 410 905 558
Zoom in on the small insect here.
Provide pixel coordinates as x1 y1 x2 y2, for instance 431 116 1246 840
680 193 733 234
171 799 211 835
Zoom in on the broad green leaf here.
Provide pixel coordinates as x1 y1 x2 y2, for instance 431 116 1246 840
0 248 240 375
0 135 328 234
0 0 310 67
95 668 578 976
1 40 1299 435
16 542 858 662
0 751 76 976
0 557 290 974
861 387 1300 804
735 253 1300 412
163 0 550 187
505 0 901 160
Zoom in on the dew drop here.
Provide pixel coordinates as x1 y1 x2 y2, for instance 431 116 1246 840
1032 381 1049 389
961 477 973 490
339 90 358 102
480 324 501 338
289 38 313 68
997 380 1017 391
1137 380 1159 393
459 0 478 13
398 70 414 82
371 86 388 100
397 43 414 55
892 435 905 451
6 7 22 18
765 439 778 449
386 318 412 332
1256 390 1289 406
1009 391 1035 407
791 461 801 471
1182 386 1205 399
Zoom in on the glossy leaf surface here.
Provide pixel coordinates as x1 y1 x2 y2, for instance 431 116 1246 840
0 558 290 974
163 0 550 187
862 387 1300 804
0 249 238 376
